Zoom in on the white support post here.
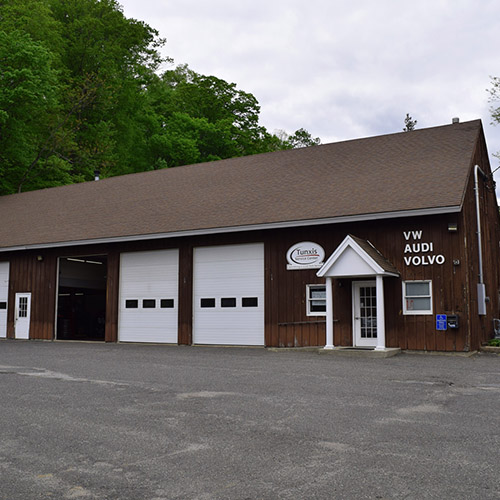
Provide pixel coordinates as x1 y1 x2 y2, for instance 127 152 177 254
324 277 334 349
375 274 386 351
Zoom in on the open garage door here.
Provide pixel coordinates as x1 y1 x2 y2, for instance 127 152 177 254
193 243 264 346
119 249 179 343
57 256 107 341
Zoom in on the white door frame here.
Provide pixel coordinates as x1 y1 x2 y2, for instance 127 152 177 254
352 277 386 350
352 281 377 347
15 292 31 339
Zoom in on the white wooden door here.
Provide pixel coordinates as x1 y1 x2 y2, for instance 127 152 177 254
15 292 31 339
353 281 377 347
193 243 264 346
0 262 9 338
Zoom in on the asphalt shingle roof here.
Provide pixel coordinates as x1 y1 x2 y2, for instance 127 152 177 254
0 119 482 250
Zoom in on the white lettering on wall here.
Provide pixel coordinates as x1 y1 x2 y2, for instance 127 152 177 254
403 230 423 241
403 230 445 266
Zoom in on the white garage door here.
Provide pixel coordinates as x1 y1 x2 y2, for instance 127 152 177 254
119 249 179 343
0 262 8 338
193 243 264 345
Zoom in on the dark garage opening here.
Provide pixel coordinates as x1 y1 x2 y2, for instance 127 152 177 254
57 256 107 341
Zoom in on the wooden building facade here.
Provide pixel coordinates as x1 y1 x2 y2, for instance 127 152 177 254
0 119 499 351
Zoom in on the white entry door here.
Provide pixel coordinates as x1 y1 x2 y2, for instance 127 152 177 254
15 292 31 339
353 281 377 347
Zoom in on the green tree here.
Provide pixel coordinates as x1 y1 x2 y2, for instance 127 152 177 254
403 113 417 132
0 1 320 193
0 30 66 193
489 76 500 160
148 65 320 166
0 0 168 192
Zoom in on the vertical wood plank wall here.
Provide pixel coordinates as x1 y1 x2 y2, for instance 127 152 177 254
105 250 120 342
6 251 58 340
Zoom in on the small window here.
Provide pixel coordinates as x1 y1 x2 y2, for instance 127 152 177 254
307 284 327 316
19 296 28 317
0 302 6 310
242 297 258 307
200 298 216 308
403 281 433 315
160 299 174 308
221 298 236 308
142 299 156 308
125 299 138 309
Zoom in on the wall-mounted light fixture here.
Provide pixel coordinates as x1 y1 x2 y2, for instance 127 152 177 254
36 255 43 262
448 222 458 232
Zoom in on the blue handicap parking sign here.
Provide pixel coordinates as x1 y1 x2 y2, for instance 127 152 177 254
436 314 447 331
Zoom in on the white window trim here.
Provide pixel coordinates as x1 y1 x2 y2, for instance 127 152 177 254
306 284 327 317
402 280 433 315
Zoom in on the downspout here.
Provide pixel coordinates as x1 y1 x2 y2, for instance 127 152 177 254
474 164 487 315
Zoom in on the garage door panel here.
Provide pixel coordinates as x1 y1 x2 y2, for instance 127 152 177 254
119 250 178 343
193 243 264 346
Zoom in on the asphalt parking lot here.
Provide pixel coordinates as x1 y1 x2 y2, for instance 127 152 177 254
0 341 499 500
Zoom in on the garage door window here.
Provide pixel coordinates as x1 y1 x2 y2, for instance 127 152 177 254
201 298 216 308
242 297 258 307
125 299 138 308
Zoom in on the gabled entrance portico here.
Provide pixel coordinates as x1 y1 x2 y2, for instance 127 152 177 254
317 235 399 351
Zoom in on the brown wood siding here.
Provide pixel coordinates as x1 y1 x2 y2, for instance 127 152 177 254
6 251 58 340
459 133 500 350
105 250 120 342
0 214 486 350
264 213 473 350
178 242 193 345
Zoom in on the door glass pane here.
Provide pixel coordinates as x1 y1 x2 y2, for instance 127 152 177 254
19 297 28 317
359 286 377 339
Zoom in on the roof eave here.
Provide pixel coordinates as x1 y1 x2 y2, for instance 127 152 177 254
0 205 462 253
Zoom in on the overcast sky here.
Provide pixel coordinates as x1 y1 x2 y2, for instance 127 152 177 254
119 0 500 181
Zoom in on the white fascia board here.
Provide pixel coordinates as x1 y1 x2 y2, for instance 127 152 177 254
0 205 460 253
317 235 385 277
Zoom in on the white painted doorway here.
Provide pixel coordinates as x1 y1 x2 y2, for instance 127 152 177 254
15 292 31 339
352 281 378 347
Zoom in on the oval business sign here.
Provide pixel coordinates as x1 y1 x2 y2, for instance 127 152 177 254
286 242 325 270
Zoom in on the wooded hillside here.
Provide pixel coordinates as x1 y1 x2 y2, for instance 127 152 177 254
0 0 319 195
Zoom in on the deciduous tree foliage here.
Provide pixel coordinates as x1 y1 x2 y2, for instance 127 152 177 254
489 76 500 160
0 0 319 194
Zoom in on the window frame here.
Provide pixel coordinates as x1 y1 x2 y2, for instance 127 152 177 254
402 280 433 315
306 284 327 317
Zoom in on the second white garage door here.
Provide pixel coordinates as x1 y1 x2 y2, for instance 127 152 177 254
193 243 264 346
119 249 179 343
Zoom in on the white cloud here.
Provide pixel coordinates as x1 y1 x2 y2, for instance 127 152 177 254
119 0 500 180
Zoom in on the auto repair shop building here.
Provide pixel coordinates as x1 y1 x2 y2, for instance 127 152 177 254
0 119 499 352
